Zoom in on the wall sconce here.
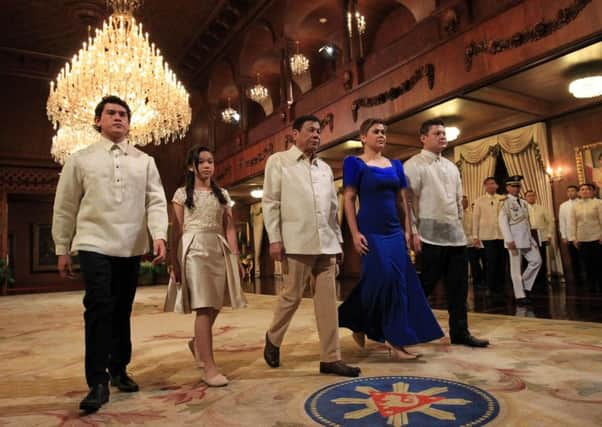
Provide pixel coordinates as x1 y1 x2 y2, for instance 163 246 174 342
546 165 564 182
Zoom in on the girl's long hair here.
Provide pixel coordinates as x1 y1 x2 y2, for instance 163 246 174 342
184 145 227 209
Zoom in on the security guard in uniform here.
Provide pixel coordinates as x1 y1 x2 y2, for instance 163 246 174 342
498 176 541 305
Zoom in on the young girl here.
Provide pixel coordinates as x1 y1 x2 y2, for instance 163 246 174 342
166 145 246 386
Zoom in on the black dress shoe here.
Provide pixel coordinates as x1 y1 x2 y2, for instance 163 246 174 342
264 333 280 368
79 384 109 413
319 361 361 377
110 371 139 392
516 297 532 306
450 334 490 348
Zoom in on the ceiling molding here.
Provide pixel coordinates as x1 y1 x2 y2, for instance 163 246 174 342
0 47 68 80
462 86 553 117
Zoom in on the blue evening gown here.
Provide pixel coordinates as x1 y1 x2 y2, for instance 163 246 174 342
338 156 444 346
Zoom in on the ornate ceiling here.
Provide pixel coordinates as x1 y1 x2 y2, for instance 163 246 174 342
0 1 433 101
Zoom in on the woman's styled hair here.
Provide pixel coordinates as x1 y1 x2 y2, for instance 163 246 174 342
359 118 386 136
184 145 227 208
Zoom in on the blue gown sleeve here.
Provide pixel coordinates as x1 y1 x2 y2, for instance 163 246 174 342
395 160 408 189
343 156 361 189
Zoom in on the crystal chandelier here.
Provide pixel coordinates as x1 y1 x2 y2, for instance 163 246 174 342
221 97 240 124
47 0 191 162
50 126 98 164
248 73 269 103
290 41 309 76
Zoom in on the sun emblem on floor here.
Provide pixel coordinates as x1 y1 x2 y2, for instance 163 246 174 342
332 381 470 426
304 376 499 426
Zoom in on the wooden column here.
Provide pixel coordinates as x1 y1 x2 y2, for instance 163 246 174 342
0 190 7 261
0 189 7 295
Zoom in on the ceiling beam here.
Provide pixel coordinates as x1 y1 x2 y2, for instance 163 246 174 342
187 0 275 87
176 0 229 65
0 47 67 80
461 86 553 117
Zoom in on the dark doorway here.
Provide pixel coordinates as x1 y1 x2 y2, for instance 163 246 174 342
494 152 509 194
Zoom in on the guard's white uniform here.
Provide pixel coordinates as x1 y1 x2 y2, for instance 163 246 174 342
498 194 542 299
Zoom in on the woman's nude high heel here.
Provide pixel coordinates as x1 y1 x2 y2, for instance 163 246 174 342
385 342 418 361
352 332 366 348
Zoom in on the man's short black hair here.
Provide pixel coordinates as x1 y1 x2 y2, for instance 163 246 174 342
567 184 579 191
525 190 535 196
483 176 497 185
293 115 320 131
94 95 132 132
419 118 445 136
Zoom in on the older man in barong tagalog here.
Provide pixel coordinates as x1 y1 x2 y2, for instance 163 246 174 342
261 114 361 378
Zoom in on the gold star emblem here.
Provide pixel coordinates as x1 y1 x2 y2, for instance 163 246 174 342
331 381 471 426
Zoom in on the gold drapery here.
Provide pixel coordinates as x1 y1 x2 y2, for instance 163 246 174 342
454 135 499 206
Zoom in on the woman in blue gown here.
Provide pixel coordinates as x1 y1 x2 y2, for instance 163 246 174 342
338 118 443 360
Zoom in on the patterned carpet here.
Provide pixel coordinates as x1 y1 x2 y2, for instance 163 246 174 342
1 286 601 426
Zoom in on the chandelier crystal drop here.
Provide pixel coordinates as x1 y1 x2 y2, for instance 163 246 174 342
347 11 366 36
248 73 269 103
47 0 191 163
290 41 309 76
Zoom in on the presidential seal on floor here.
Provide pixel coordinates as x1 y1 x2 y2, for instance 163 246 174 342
304 376 499 426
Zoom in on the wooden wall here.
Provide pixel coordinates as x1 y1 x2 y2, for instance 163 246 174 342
547 105 602 275
7 195 84 293
548 105 602 213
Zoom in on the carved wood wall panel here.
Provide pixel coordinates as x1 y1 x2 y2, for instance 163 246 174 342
464 0 592 71
351 64 435 122
0 167 59 194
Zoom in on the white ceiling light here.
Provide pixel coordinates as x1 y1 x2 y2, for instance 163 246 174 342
250 189 263 199
568 76 602 98
445 126 460 141
345 140 363 149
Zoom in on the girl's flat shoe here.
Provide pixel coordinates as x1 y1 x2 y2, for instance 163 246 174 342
205 373 229 387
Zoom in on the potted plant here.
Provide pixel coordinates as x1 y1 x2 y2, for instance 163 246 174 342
138 260 155 285
153 262 169 284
